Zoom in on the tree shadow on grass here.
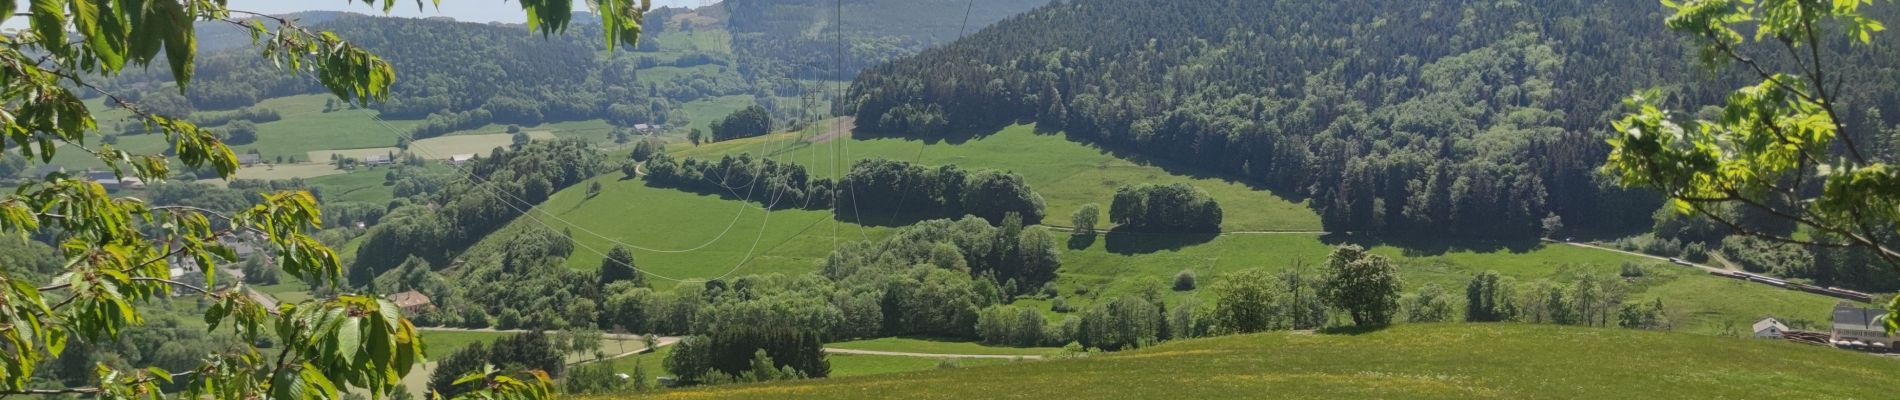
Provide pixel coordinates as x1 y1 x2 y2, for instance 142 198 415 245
1067 233 1098 250
831 207 940 229
850 123 1009 146
1103 228 1219 255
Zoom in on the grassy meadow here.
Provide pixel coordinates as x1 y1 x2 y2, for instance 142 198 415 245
826 338 1062 357
511 120 1856 335
631 324 1900 399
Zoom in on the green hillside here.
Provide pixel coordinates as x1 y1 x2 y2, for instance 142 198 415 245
630 324 1900 399
516 121 1846 335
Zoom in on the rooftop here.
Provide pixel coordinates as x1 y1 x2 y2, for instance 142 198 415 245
388 290 432 308
1832 303 1889 332
1754 318 1788 333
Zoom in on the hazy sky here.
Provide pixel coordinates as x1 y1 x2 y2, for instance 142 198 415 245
223 0 706 23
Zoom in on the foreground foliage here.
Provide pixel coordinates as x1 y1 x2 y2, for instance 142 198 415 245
0 0 646 397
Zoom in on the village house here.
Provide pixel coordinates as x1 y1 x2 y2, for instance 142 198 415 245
389 290 433 314
1753 318 1788 339
447 154 477 167
1831 303 1895 351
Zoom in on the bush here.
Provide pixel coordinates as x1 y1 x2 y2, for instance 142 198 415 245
1050 297 1074 313
223 120 259 145
1618 262 1646 278
1681 242 1709 263
1173 269 1197 291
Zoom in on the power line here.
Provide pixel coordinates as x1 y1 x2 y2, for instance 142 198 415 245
881 0 976 225
356 110 785 283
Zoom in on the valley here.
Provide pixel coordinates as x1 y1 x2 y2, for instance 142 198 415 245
5 0 1899 398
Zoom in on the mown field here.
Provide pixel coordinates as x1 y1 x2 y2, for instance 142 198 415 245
626 324 1900 399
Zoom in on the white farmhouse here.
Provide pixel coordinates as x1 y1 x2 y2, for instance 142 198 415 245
1753 318 1788 339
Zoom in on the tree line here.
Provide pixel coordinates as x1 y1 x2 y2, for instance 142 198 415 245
838 158 1046 225
842 0 1900 241
1110 183 1222 232
642 152 837 210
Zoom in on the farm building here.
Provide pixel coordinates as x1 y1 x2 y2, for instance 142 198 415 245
1753 318 1788 339
237 154 263 166
1831 303 1895 350
389 291 433 314
447 154 477 166
365 154 393 166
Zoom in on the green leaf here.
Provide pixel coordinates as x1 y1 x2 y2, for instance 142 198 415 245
158 1 196 90
336 317 362 365
29 0 69 53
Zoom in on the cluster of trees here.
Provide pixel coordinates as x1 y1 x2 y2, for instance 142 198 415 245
838 158 1045 224
1464 270 1669 330
351 139 605 286
845 0 1900 240
1109 183 1222 232
1609 205 1900 292
221 120 259 145
643 152 836 210
429 332 568 397
664 332 829 385
188 105 281 127
710 105 774 142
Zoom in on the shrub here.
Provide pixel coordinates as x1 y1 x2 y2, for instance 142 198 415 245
1681 242 1709 263
1173 269 1197 291
1618 262 1646 278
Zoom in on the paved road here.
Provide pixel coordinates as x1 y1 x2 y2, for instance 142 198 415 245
1542 239 1726 273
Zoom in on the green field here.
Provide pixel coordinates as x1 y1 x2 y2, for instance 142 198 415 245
675 123 1322 232
418 330 512 359
827 338 1061 357
511 121 1851 334
631 324 1900 399
826 355 1014 378
677 95 757 135
509 173 895 289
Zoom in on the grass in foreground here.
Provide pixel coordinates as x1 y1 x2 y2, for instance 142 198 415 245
826 355 1013 378
626 324 1900 399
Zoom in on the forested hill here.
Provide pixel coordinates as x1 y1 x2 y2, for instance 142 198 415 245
845 0 1900 240
723 0 1051 79
95 10 741 138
